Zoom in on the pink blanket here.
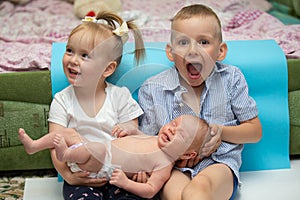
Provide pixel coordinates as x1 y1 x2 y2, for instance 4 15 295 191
0 0 80 72
0 0 299 72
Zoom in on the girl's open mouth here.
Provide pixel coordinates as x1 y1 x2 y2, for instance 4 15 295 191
69 68 79 75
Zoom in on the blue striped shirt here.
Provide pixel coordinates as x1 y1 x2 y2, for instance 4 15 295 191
138 62 258 183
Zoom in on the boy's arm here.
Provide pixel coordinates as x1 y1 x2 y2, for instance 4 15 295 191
109 165 173 199
220 117 262 144
200 117 262 158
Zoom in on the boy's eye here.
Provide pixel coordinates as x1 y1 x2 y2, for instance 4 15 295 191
198 40 209 45
178 39 189 46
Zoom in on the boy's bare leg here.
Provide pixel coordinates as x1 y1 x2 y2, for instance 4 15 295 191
182 164 233 200
160 169 190 200
18 128 54 155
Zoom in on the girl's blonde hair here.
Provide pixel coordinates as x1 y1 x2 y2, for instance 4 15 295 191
68 11 145 65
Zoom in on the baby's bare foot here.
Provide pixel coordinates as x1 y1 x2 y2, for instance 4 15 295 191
54 134 69 162
18 128 36 155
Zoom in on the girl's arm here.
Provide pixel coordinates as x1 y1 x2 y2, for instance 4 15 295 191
109 165 173 199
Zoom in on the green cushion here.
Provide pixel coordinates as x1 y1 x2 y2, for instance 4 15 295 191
0 100 53 171
0 146 53 171
288 90 300 126
0 71 51 104
290 125 300 155
288 59 300 92
0 101 49 147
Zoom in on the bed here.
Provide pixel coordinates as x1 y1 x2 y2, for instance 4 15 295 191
0 0 299 172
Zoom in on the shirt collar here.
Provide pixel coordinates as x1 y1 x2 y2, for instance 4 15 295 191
164 62 228 92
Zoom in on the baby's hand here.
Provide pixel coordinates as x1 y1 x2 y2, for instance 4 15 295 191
200 124 222 158
109 168 129 188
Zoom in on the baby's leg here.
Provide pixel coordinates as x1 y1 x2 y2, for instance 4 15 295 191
54 134 107 173
54 134 92 164
18 128 54 155
53 134 71 162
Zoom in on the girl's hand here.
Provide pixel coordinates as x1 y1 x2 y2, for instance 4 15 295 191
66 171 108 187
200 124 222 158
112 124 129 137
109 169 129 188
112 122 142 137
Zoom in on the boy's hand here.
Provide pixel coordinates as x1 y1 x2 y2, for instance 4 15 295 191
201 124 222 158
175 156 202 168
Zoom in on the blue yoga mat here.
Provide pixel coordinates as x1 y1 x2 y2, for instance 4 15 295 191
51 40 290 172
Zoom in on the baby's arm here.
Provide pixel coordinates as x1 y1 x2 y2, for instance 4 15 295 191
109 165 173 199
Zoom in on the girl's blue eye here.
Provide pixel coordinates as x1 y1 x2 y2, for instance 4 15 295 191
82 53 89 59
66 48 72 54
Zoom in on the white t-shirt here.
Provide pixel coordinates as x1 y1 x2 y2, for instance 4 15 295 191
48 82 143 143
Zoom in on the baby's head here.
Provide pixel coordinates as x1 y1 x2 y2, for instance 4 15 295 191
63 11 145 86
158 115 209 161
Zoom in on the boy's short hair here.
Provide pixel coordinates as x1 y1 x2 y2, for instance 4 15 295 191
171 4 223 42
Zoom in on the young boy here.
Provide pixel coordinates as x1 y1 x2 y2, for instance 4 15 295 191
138 4 262 200
19 115 211 199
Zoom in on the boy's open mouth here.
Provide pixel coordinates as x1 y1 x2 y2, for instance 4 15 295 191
186 62 202 79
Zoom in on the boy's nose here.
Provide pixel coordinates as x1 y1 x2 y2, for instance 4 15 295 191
188 42 200 56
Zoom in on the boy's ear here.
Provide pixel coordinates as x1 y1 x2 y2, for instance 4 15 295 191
166 43 174 61
179 150 198 160
103 61 117 77
217 42 228 61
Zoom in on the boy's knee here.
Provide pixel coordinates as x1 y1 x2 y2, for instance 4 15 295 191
160 185 181 200
182 176 212 200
